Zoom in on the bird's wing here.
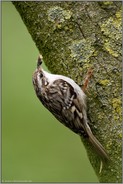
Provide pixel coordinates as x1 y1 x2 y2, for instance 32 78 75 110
45 79 86 134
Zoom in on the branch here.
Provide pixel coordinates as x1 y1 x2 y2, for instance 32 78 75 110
12 1 122 182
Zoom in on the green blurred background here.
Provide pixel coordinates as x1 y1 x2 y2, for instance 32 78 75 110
2 2 98 182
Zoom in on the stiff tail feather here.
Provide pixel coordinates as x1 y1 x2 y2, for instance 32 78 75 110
84 123 109 161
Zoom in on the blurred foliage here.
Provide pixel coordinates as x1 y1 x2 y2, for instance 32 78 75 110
2 2 98 182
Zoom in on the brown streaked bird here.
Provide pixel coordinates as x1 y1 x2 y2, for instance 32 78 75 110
32 54 109 161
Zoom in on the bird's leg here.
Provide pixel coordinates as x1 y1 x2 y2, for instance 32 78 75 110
82 68 93 93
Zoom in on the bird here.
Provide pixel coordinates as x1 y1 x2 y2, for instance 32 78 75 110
32 54 109 161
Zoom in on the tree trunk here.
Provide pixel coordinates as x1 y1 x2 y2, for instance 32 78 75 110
12 1 122 182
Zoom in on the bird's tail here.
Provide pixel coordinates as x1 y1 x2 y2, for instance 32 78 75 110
84 122 109 161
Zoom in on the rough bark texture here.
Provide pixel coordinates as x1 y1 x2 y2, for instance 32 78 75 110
12 1 122 183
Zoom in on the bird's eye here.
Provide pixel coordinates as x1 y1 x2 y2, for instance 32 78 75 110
40 73 43 78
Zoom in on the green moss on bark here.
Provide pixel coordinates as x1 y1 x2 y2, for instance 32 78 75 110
13 1 122 182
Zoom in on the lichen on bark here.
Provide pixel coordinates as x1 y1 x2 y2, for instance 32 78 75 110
12 1 122 182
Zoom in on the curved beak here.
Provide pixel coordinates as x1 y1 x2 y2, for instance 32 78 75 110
37 54 43 70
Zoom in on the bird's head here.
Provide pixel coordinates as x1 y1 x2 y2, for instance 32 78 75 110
32 55 49 96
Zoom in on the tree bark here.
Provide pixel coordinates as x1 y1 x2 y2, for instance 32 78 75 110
12 1 122 182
